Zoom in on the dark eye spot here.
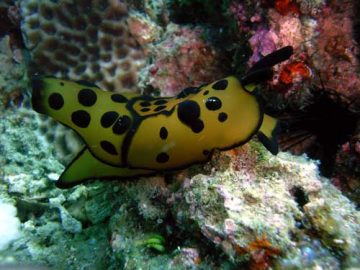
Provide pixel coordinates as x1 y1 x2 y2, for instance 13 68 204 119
218 112 228 122
100 140 117 155
71 110 91 128
156 152 169 163
205 97 222 111
112 115 131 135
100 111 119 128
212 79 228 90
160 127 168 140
48 93 64 110
140 108 150 112
154 99 168 105
78 88 97 106
111 94 128 103
154 105 167 112
140 101 151 107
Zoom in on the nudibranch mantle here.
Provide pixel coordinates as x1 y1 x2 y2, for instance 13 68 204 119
32 46 293 188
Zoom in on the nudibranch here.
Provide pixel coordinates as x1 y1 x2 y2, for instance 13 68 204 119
32 46 293 188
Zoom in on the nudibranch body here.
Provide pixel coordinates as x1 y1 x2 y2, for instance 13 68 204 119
32 46 293 188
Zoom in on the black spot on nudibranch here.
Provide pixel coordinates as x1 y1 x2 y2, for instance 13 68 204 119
218 112 228 122
100 140 117 155
212 79 228 90
177 100 204 133
48 93 64 110
140 101 151 107
101 111 119 128
156 152 169 163
203 90 209 96
191 120 204 133
205 97 222 111
154 105 167 112
140 108 151 112
112 115 131 135
178 100 200 123
154 99 168 105
111 94 128 103
71 110 91 128
177 87 199 99
78 88 97 106
160 127 168 140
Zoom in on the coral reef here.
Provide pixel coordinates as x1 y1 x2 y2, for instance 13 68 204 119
171 143 360 268
311 0 360 101
139 24 225 96
0 0 359 269
20 0 146 92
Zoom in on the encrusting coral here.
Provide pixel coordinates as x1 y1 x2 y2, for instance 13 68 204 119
20 0 146 92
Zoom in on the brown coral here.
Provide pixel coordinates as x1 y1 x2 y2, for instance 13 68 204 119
20 0 146 92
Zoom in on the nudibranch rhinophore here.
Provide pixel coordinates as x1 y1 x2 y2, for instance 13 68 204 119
32 46 293 188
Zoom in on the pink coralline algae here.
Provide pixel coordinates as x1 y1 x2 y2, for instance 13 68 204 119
144 25 223 96
247 0 360 103
332 134 360 205
229 2 263 33
311 0 360 101
248 28 278 64
247 8 306 71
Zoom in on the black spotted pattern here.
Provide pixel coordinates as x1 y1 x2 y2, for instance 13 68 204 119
218 112 228 122
160 127 168 140
78 88 97 106
112 115 131 135
111 94 128 103
141 108 151 112
205 97 222 111
177 100 204 133
100 140 117 155
212 79 228 90
48 93 64 110
71 110 91 128
140 101 151 107
191 120 204 133
177 87 199 99
154 105 167 112
154 99 168 105
203 90 209 96
156 152 169 163
101 111 119 128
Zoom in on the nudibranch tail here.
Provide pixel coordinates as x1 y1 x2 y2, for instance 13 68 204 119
257 114 280 155
57 148 154 189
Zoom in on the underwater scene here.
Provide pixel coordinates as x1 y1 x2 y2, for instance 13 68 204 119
0 0 360 269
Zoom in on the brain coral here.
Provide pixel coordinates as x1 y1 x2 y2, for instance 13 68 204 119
20 0 146 92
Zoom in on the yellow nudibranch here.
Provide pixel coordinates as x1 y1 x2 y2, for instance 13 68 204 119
32 46 293 188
